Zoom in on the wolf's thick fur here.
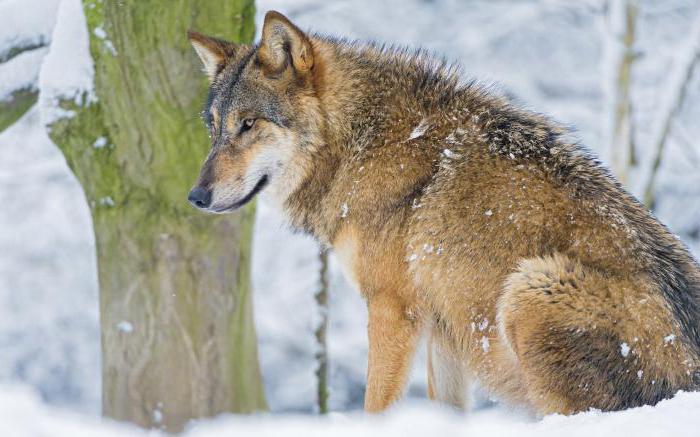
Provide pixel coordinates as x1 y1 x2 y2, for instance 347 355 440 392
188 11 700 414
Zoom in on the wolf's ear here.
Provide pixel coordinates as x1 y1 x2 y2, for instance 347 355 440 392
257 11 314 75
188 31 238 81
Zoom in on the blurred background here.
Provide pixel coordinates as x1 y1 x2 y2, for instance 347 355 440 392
1 0 699 420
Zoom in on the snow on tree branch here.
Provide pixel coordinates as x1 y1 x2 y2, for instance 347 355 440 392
0 47 48 102
38 0 95 128
0 0 59 62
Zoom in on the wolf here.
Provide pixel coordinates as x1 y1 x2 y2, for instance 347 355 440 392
186 11 700 415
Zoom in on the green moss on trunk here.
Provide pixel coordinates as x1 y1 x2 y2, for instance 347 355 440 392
0 89 37 132
48 0 266 431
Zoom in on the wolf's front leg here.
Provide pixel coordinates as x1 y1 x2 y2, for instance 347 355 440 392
364 292 421 412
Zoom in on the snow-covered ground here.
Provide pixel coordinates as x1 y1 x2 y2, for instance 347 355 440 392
1 0 700 434
2 382 700 437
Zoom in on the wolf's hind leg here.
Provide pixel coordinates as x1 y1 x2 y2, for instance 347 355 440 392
497 253 698 415
427 326 469 410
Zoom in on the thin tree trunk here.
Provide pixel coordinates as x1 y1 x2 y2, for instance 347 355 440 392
315 249 330 414
604 0 637 185
47 0 266 431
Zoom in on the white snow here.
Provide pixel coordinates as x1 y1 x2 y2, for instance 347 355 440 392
442 148 458 159
341 202 349 218
92 136 107 149
0 107 100 413
485 209 493 216
116 321 134 333
664 334 677 345
38 0 95 126
92 25 117 56
408 119 429 140
1 385 700 437
0 0 59 61
621 342 631 357
152 407 163 424
93 27 107 40
0 47 48 101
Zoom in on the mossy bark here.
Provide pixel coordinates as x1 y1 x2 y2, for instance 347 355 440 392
0 89 37 132
48 0 265 431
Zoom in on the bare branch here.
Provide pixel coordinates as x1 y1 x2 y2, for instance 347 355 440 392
642 9 700 208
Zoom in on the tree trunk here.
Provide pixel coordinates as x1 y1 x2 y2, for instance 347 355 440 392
604 0 637 185
314 249 330 414
47 0 266 431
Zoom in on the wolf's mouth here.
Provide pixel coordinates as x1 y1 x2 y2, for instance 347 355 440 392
213 175 269 213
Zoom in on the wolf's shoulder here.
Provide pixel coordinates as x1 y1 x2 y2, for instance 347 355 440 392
450 88 616 197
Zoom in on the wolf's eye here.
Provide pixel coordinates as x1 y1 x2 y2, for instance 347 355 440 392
240 118 256 134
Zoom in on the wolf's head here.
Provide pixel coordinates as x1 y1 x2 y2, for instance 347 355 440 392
187 11 321 213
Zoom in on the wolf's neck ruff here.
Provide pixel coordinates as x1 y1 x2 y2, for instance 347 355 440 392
282 37 467 240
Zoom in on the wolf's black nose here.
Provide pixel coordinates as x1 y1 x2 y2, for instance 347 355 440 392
188 186 212 209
